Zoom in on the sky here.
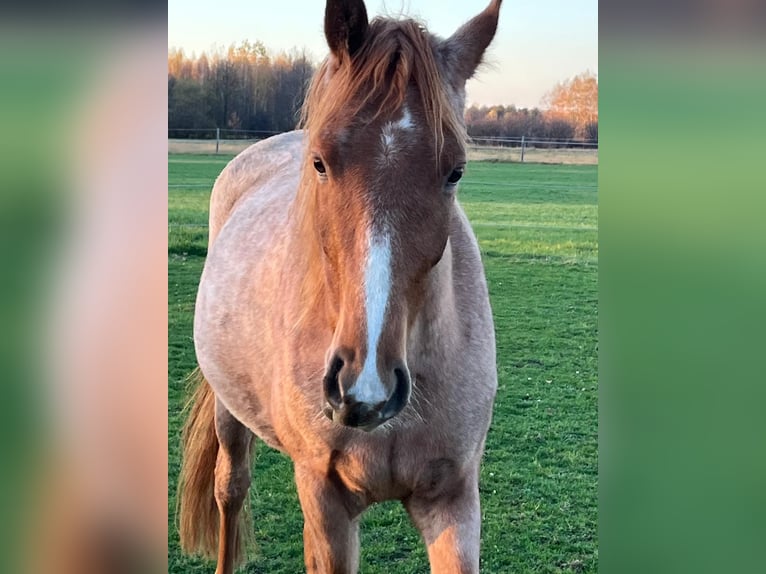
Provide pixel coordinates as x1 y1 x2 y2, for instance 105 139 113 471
168 0 597 109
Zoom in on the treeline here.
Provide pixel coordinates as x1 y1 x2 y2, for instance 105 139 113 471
168 45 597 144
466 72 598 144
465 105 598 144
168 41 315 136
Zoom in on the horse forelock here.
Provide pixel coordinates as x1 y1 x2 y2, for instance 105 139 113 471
300 17 465 163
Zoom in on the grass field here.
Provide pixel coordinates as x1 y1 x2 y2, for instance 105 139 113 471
169 153 598 573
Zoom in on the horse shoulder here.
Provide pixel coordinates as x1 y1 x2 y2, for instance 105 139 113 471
428 204 498 411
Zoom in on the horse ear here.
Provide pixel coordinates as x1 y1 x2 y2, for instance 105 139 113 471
439 0 502 84
324 0 369 60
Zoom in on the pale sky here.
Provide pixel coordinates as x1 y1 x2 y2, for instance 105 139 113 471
168 0 597 108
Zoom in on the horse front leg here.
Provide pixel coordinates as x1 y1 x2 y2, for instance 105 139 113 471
294 465 363 574
404 470 482 574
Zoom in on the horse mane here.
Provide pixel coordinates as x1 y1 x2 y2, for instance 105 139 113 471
292 17 466 329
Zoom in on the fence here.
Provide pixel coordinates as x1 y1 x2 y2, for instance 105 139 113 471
466 135 598 165
168 129 598 165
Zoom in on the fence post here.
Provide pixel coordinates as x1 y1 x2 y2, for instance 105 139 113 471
215 127 220 154
520 135 525 163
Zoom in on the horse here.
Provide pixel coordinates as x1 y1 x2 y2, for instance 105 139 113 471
177 1 502 572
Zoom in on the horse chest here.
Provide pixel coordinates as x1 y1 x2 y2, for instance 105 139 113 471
328 438 466 505
327 444 399 502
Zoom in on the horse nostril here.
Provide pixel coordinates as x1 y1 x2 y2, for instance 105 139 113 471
393 366 411 393
322 353 344 410
381 365 412 420
394 367 407 384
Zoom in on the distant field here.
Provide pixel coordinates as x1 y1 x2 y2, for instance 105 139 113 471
168 139 598 165
168 153 598 573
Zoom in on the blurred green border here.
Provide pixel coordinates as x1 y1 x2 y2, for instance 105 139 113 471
600 41 766 574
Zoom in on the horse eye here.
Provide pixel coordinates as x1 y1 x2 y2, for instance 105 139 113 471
447 168 464 185
313 158 326 174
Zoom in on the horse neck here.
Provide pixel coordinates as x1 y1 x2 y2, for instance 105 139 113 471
409 230 459 350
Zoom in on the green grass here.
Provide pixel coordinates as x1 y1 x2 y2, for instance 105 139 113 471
169 153 598 573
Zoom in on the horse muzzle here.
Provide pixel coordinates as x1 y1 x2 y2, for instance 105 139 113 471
322 353 411 431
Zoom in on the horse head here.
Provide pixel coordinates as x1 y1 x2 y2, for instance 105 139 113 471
296 0 502 430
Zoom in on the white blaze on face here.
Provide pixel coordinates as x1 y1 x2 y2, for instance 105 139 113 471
351 230 392 404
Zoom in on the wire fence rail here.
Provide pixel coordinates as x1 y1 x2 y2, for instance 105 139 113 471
168 129 598 165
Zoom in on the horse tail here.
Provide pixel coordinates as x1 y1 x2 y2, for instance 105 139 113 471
177 367 220 559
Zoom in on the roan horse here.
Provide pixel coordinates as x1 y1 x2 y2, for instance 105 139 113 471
178 1 502 572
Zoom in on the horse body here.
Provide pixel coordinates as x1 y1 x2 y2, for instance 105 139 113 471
179 2 503 572
196 129 496 500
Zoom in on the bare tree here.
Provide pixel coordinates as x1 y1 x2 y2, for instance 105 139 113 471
168 42 317 134
542 71 598 139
